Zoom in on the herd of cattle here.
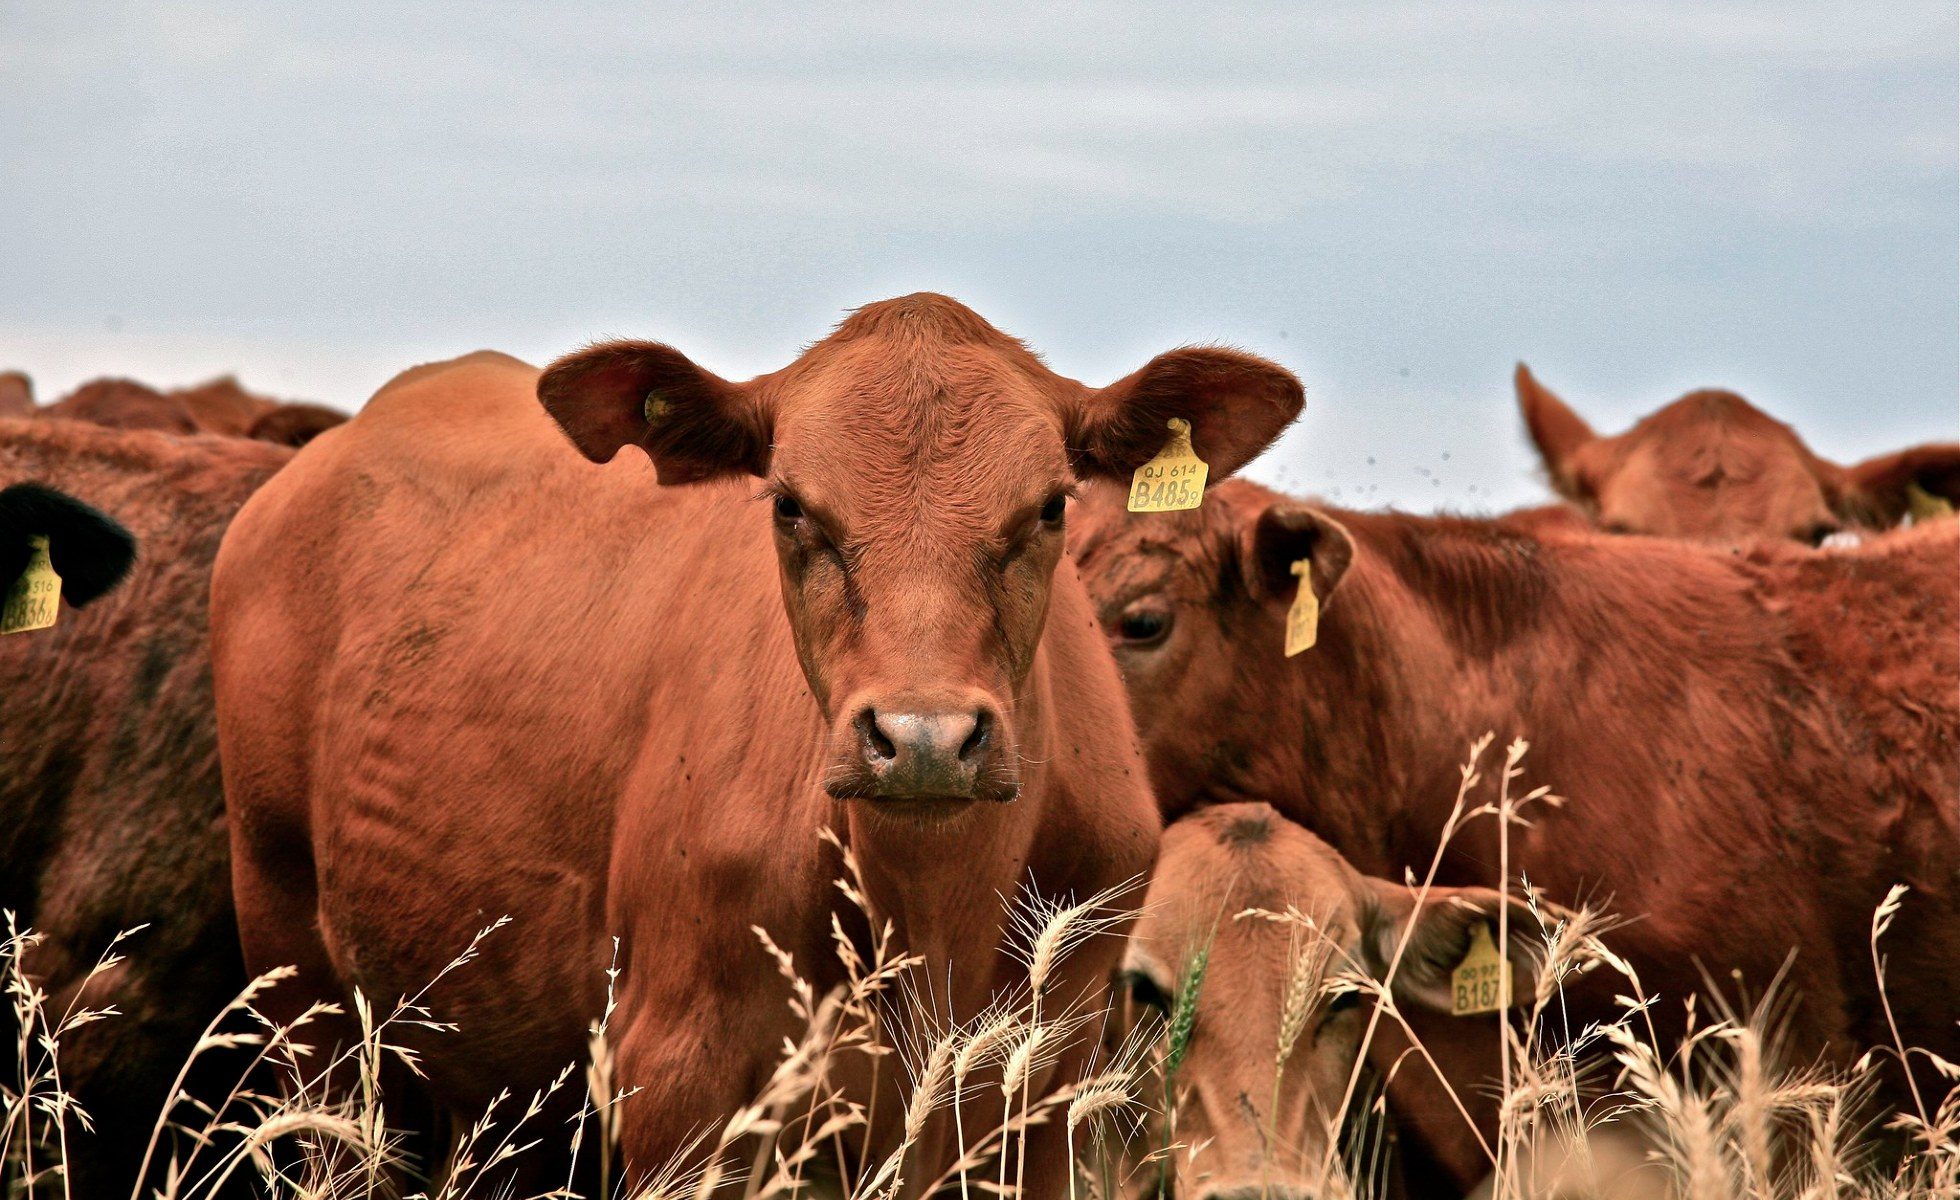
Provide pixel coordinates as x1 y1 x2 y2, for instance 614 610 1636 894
3 293 1957 1200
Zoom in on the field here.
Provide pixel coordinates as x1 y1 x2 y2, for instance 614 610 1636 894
7 738 1955 1200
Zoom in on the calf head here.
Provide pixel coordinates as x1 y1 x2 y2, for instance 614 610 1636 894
0 483 137 611
539 294 1301 812
1125 804 1539 1200
1071 480 1367 826
1517 364 1960 544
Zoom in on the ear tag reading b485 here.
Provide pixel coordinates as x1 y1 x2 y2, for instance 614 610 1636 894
1450 923 1510 1016
1285 559 1319 657
1128 418 1208 513
1 536 62 635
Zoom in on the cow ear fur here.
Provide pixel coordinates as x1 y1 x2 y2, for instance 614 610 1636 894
1068 347 1303 484
538 340 774 484
1239 501 1354 607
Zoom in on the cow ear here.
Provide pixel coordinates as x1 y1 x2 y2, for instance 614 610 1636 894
537 340 774 484
1364 880 1545 1015
1069 347 1303 483
1835 443 1960 527
1239 501 1354 607
1516 364 1598 503
0 483 136 608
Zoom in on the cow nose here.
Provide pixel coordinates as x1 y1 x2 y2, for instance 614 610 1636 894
841 695 1014 803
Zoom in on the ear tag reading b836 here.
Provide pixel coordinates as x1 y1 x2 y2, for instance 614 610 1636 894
1285 559 1319 657
1128 418 1208 513
1450 923 1510 1016
1 536 62 635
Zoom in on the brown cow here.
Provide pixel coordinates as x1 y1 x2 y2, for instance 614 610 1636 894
0 371 34 418
29 373 348 445
210 295 1303 1191
1516 364 1960 543
1124 803 1545 1200
1072 479 1960 1188
2 418 291 1198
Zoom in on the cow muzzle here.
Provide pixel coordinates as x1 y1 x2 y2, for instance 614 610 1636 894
825 691 1019 806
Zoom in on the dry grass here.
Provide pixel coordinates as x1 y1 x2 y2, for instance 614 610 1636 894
5 739 1957 1200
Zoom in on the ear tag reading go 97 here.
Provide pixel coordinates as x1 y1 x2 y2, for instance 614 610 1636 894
1 536 62 635
1128 418 1208 513
1450 923 1510 1016
1285 560 1319 657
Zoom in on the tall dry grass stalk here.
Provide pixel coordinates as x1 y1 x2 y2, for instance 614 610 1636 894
7 743 1958 1200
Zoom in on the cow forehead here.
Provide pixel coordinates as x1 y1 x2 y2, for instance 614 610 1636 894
1146 809 1364 947
769 341 1070 523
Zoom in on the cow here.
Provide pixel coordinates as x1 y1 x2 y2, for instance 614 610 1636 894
1070 478 1960 1189
0 372 33 418
1515 364 1960 543
29 373 348 445
1123 803 1547 1200
1 417 291 1198
209 294 1304 1193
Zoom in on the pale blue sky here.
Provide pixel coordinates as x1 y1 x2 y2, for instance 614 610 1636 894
3 2 1953 511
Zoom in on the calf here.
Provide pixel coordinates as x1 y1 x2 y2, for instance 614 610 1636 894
1516 364 1960 543
210 296 1303 1192
2 418 291 1197
1126 803 1544 1200
1072 479 1960 1187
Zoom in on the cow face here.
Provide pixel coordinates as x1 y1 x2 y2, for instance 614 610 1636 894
1071 483 1354 823
1124 805 1538 1200
1517 365 1960 544
538 294 1302 812
0 483 137 613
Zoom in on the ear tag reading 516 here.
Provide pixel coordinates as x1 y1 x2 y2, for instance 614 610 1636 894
1907 482 1954 524
1128 418 1208 513
1450 923 1510 1017
2 536 62 635
1285 560 1319 657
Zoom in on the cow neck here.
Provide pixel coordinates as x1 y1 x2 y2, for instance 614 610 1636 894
836 660 1054 1013
1293 512 1549 875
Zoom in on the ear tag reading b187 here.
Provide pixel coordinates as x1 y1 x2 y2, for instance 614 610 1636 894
1450 923 1510 1016
1 536 62 635
1285 559 1319 657
1128 418 1208 513
1907 482 1954 523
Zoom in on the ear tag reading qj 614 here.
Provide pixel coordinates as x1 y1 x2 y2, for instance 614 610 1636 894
1907 482 1954 524
1128 418 1208 513
1285 559 1319 657
1 536 62 636
1450 923 1510 1016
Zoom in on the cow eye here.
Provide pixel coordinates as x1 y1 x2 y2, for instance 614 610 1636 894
773 493 804 524
1125 969 1172 1014
1038 493 1067 525
1325 988 1362 1016
1117 605 1172 646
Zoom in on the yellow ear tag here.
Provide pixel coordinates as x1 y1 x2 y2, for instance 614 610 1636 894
1450 923 1510 1017
643 391 671 426
1127 418 1208 513
1906 482 1954 524
2 535 62 635
1284 559 1318 657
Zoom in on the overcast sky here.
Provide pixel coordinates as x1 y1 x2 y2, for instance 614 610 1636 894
3 2 1954 512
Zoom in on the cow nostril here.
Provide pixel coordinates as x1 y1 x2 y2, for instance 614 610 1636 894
856 709 897 762
959 709 992 764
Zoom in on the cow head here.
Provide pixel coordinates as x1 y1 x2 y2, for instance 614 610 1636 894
1517 365 1960 544
1125 805 1540 1200
538 294 1302 812
0 483 137 612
